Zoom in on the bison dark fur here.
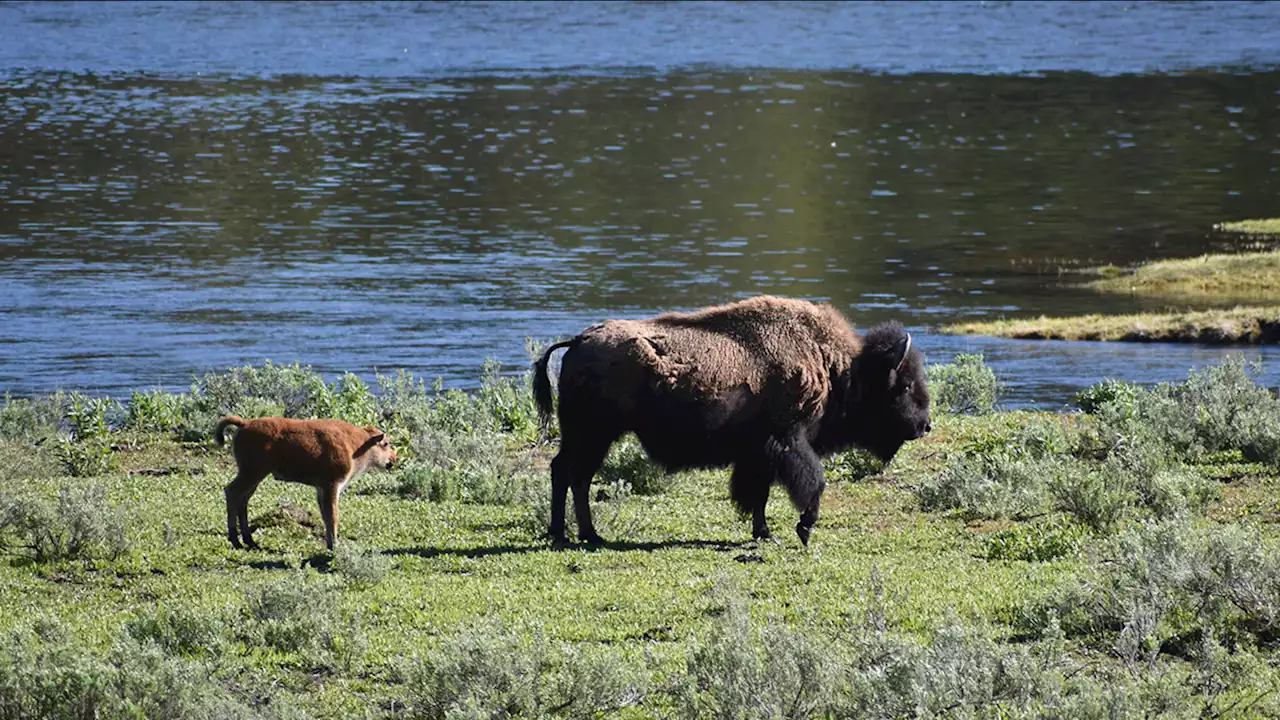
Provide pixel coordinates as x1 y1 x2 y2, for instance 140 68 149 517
533 295 931 547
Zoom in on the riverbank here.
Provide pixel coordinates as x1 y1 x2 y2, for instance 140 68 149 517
2 359 1280 716
941 305 1280 343
1216 217 1280 236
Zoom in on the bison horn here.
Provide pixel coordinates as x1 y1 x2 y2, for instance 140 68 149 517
896 332 912 372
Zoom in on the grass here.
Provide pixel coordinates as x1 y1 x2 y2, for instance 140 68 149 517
2 357 1280 717
940 305 1280 343
1217 218 1280 236
1086 250 1280 303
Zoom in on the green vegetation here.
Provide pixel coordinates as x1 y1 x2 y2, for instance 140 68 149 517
1085 250 1280 303
3 355 1280 717
941 305 1280 343
1217 218 1280 236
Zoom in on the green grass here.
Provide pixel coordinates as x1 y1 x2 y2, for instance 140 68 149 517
1217 218 1280 236
3 359 1280 717
941 305 1280 343
1085 250 1280 303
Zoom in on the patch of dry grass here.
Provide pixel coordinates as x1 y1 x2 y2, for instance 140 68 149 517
1216 218 1280 236
1086 250 1280 302
941 306 1280 343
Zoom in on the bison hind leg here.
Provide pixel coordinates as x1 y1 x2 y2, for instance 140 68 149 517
548 430 617 548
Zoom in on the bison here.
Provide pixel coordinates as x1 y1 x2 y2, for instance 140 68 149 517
533 295 931 547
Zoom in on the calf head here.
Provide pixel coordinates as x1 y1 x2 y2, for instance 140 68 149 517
851 322 931 461
355 427 398 470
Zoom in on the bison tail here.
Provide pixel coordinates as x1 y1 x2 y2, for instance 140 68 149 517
214 415 247 446
533 338 581 436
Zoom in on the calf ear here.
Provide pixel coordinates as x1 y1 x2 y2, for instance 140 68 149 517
354 433 385 457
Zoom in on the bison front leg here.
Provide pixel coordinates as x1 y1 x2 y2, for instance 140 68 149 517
729 462 772 541
766 432 827 547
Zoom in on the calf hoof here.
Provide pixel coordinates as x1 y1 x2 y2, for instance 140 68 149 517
795 522 812 547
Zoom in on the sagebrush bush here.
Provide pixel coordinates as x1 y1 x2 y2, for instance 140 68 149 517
400 429 538 505
1075 378 1141 415
927 353 999 415
193 361 330 418
240 573 366 672
1092 357 1280 468
406 617 647 720
331 542 392 588
124 604 229 658
1 484 130 562
0 392 63 440
0 618 277 720
1033 521 1280 660
598 436 673 496
917 452 1068 520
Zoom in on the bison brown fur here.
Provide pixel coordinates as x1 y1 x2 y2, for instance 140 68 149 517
533 295 930 547
215 416 398 551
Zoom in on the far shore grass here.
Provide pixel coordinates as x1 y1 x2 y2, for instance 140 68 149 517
1086 249 1280 303
1216 217 1280 236
941 305 1280 343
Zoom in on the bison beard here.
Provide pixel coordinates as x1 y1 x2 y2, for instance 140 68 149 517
534 295 931 547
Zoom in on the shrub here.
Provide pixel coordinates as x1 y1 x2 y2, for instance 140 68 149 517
124 604 229 659
1075 378 1141 415
315 372 379 428
331 542 392 588
240 573 366 672
825 448 885 482
1093 357 1280 468
598 437 672 496
984 518 1088 563
917 452 1068 520
0 392 63 441
406 617 647 720
1033 521 1280 659
1 484 131 563
193 361 330 419
1048 466 1132 533
56 395 115 477
0 618 274 720
399 430 538 505
476 359 539 441
124 390 188 433
927 353 999 415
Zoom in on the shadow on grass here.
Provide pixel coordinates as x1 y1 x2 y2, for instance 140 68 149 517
383 537 738 560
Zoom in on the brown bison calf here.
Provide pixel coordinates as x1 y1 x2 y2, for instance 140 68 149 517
215 416 397 551
534 295 931 547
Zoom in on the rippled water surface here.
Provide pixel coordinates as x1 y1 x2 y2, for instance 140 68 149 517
2 1 1280 406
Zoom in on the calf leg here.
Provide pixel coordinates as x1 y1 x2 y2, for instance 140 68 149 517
765 432 826 546
316 484 340 551
225 471 266 550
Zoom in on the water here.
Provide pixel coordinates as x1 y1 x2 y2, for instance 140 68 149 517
2 1 1280 407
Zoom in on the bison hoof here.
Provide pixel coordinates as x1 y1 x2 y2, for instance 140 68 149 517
580 533 605 547
548 534 572 550
795 523 812 547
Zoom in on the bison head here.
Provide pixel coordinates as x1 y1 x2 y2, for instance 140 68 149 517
850 322 931 461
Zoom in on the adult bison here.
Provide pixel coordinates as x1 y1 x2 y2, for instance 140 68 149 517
533 295 931 547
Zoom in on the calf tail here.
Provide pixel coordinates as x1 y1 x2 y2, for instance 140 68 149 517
533 338 581 434
214 415 247 446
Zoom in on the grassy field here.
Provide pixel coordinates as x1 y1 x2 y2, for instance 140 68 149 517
3 356 1280 718
940 306 1280 344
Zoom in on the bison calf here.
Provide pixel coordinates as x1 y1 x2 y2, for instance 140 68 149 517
216 416 397 551
534 295 931 547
